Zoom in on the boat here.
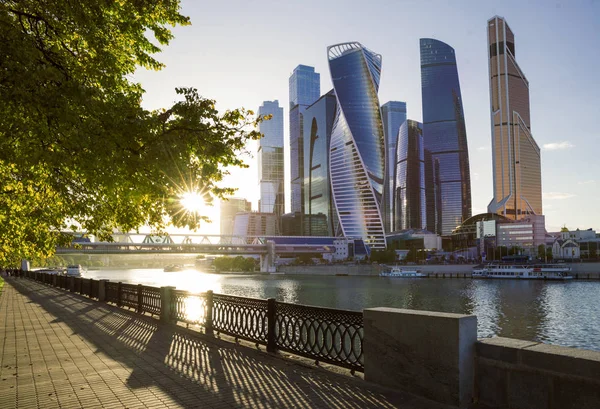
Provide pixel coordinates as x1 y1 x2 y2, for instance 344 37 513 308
472 263 572 280
380 266 427 278
65 265 84 277
164 264 185 272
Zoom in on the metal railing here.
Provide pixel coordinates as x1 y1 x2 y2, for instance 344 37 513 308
22 270 365 372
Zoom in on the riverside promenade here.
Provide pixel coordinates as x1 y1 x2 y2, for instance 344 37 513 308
0 278 453 409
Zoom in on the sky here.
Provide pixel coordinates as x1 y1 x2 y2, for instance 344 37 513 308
133 0 600 235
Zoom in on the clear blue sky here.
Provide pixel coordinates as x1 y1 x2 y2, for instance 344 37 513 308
134 0 600 234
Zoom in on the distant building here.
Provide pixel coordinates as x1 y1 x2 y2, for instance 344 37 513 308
232 212 279 236
303 90 337 236
220 198 252 236
420 38 472 235
381 101 407 233
393 120 426 231
289 65 320 215
552 227 580 260
258 100 285 217
496 215 546 254
487 16 542 220
387 229 442 252
328 42 386 249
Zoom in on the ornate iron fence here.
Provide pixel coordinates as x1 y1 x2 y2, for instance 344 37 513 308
212 293 268 345
274 302 364 372
171 290 208 326
24 272 365 372
121 283 138 310
140 286 160 316
106 282 119 304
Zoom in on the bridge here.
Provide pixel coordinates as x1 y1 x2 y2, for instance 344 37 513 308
57 233 337 272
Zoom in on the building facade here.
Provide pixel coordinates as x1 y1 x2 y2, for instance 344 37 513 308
257 100 285 218
381 101 407 233
327 42 386 249
289 65 320 215
302 90 338 236
220 198 252 236
420 38 472 236
394 120 426 231
487 16 542 220
232 212 279 237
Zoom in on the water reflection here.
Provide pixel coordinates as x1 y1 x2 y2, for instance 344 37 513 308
83 268 600 351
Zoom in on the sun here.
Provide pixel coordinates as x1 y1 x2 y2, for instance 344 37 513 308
180 191 208 214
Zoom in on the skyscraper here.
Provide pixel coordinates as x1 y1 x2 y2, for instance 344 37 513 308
420 38 472 236
394 120 426 231
303 89 337 236
381 101 407 233
289 65 320 215
328 42 386 249
220 198 252 236
487 16 542 220
257 100 285 217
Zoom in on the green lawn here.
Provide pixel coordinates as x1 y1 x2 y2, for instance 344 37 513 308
0 276 4 293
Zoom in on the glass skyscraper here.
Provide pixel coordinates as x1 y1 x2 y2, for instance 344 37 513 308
289 65 320 216
303 90 337 236
487 16 542 220
328 42 386 249
394 120 426 231
420 38 472 236
258 100 285 217
381 101 407 233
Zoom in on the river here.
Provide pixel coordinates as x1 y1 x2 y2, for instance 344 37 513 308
82 267 600 352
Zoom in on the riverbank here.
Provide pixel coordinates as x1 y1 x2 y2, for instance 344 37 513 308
279 262 600 279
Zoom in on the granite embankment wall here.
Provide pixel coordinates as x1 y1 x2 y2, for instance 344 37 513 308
279 262 600 278
475 337 600 409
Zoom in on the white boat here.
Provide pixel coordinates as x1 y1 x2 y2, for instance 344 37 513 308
380 266 427 278
472 263 572 280
65 265 84 277
164 264 185 272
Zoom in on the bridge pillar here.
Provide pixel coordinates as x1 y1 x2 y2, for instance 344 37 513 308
260 240 277 273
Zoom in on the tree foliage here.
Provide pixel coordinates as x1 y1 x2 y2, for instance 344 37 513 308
213 256 256 273
0 1 265 265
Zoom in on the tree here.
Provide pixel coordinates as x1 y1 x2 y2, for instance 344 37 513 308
0 2 265 265
537 244 546 260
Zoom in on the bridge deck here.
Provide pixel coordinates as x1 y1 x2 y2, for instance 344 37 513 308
0 278 452 409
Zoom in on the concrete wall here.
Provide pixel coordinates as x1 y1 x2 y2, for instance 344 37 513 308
475 337 600 409
364 307 477 408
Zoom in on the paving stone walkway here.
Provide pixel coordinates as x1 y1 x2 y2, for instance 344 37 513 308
0 278 455 409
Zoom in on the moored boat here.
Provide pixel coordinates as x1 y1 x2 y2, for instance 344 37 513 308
65 265 84 277
380 266 427 278
472 263 572 280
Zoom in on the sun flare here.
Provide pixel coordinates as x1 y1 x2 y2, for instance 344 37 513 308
180 191 207 213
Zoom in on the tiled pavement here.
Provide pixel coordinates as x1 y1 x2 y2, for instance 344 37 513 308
0 278 454 409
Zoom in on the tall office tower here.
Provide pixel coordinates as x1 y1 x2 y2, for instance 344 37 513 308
220 198 252 236
487 16 542 219
257 100 285 218
303 89 338 236
394 120 426 231
381 101 407 233
420 38 472 235
289 65 320 216
328 42 386 249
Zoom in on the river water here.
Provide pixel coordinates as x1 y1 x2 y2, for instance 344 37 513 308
83 267 600 352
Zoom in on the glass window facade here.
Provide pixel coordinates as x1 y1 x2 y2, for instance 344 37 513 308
303 90 337 236
328 42 386 249
258 101 285 217
420 38 472 236
487 16 542 220
381 101 407 233
394 120 426 231
289 65 320 215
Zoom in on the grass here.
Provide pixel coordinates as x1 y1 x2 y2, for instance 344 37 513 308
0 276 4 294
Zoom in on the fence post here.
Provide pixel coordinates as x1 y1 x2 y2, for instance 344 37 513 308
137 284 143 314
205 291 214 335
267 298 276 353
69 276 75 292
52 274 57 287
160 286 175 323
98 280 108 302
117 282 123 307
89 278 94 298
